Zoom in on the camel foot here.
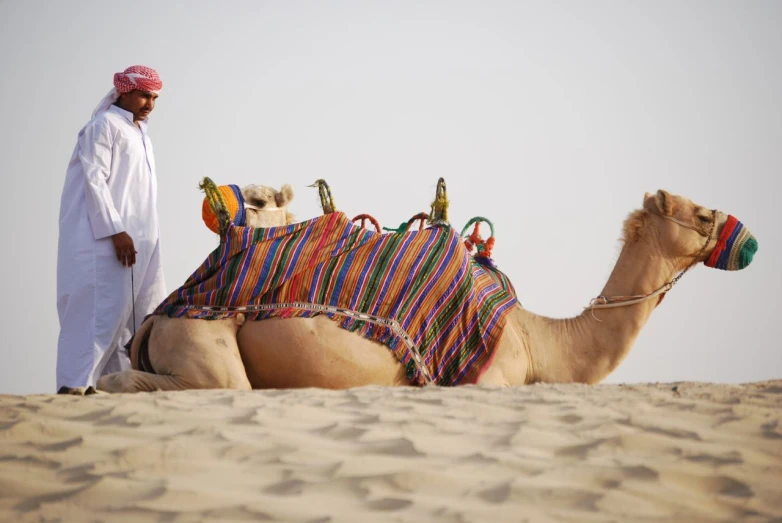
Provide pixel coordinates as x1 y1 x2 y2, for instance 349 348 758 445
97 370 193 393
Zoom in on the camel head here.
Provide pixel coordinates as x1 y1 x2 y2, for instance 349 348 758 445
630 189 758 272
201 179 296 234
241 184 296 227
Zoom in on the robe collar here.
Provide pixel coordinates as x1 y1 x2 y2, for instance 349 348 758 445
108 104 149 132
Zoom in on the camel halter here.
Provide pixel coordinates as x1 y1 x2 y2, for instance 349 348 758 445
585 209 717 311
244 202 287 216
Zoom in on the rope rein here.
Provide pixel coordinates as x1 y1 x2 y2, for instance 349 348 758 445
585 209 717 312
131 267 136 337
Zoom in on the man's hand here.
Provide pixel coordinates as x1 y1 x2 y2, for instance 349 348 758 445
111 232 137 267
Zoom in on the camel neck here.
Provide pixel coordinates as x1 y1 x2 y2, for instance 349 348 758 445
524 232 681 384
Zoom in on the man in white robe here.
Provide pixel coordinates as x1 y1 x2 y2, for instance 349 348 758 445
56 65 167 391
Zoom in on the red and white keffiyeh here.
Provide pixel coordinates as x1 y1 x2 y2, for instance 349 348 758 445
91 65 163 118
113 65 163 94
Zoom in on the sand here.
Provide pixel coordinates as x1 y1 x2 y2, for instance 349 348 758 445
1 381 781 522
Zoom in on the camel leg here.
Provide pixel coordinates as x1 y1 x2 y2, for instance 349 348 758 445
97 315 252 393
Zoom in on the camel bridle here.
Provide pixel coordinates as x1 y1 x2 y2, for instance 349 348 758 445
244 202 287 214
585 208 718 311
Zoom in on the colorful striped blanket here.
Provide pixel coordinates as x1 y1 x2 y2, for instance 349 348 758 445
152 212 519 385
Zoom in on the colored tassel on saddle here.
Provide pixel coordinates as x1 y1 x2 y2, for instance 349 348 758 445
461 217 497 268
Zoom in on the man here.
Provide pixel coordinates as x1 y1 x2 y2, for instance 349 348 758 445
56 65 167 392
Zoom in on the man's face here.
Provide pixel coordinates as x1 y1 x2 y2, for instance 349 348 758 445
117 90 159 122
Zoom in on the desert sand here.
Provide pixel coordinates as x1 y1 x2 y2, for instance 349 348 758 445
1 381 781 522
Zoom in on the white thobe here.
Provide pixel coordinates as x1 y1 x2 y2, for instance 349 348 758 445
56 105 167 389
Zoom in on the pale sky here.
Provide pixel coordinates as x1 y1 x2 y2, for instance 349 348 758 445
1 0 780 395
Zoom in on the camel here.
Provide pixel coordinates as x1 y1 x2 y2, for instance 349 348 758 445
96 185 757 393
89 181 295 394
213 181 296 229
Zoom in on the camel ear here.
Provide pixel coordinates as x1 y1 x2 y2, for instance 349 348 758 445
276 184 294 207
644 189 673 215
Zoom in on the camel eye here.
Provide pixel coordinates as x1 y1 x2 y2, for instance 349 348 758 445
697 215 710 223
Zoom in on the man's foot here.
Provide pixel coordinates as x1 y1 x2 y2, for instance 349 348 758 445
57 385 97 396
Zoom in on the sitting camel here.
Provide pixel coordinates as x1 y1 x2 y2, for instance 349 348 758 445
91 179 296 394
200 179 296 234
97 182 757 393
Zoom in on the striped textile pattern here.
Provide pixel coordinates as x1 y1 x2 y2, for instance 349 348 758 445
152 212 519 385
705 215 757 271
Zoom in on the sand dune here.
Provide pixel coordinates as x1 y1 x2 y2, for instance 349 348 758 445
1 381 781 522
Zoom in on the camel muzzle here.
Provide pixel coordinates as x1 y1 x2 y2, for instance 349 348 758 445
705 215 757 271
